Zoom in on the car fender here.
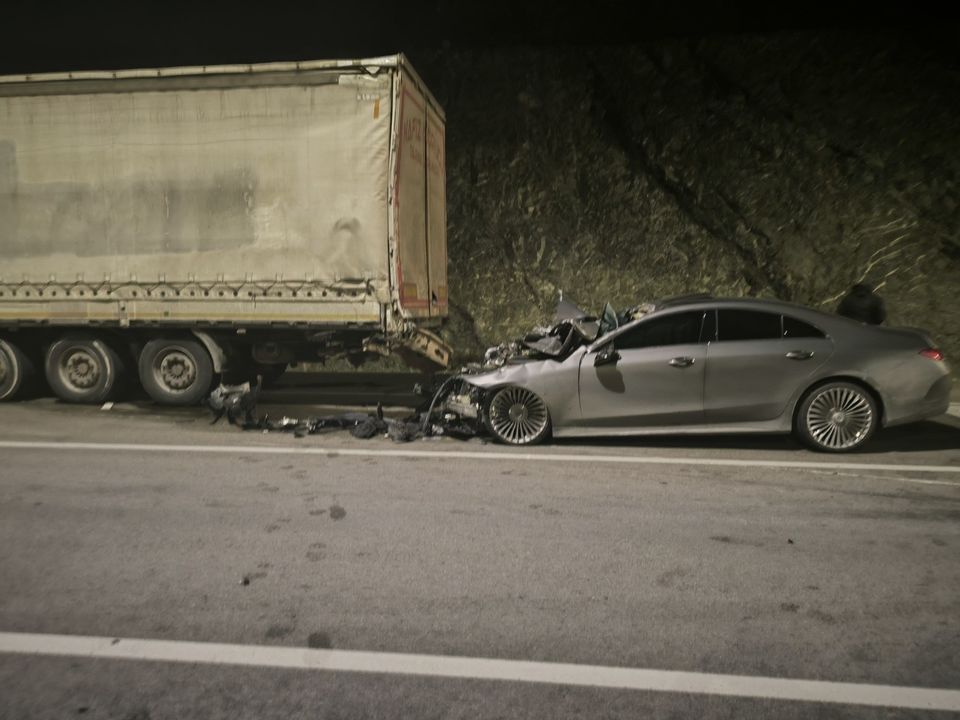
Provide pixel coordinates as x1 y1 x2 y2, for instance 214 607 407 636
459 349 585 428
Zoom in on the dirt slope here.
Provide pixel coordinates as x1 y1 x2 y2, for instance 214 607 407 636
413 30 959 362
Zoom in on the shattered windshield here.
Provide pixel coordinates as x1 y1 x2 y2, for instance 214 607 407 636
599 302 619 336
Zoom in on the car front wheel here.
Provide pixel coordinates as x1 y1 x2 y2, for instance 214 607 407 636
795 381 878 452
483 386 551 446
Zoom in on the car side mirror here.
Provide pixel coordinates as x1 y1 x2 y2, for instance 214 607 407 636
594 343 620 367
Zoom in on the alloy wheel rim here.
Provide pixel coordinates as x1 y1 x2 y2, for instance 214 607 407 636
806 387 873 450
489 387 548 444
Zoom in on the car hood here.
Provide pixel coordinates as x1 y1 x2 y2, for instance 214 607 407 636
459 350 584 389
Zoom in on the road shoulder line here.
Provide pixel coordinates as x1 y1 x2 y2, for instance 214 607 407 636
0 439 957 475
1 632 958 711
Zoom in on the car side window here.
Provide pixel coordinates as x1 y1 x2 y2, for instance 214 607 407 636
616 311 705 350
717 309 781 342
700 309 717 343
782 314 825 338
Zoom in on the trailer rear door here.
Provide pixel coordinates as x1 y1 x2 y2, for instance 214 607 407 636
392 68 446 320
426 103 448 317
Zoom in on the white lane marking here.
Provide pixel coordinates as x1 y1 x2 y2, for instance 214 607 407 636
807 470 960 488
0 439 957 476
948 403 960 418
1 632 957 711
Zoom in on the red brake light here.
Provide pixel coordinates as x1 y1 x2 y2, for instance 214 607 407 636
920 348 944 361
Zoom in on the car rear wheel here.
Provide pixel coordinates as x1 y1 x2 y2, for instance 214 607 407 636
795 381 878 452
483 386 551 446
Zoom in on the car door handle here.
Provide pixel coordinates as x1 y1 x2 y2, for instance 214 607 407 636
785 350 815 360
668 356 695 368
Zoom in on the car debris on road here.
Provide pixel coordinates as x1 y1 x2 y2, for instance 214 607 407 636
207 377 479 443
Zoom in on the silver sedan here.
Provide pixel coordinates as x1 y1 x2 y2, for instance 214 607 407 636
449 297 951 452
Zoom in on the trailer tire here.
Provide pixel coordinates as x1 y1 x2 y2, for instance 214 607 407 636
0 338 37 401
139 338 214 406
45 334 124 404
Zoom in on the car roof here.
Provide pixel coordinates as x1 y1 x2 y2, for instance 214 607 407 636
652 295 833 319
653 293 715 309
588 295 851 351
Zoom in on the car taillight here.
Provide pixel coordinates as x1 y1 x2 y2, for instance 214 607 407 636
920 348 944 361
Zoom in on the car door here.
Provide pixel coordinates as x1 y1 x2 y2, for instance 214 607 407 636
704 308 834 423
577 310 711 429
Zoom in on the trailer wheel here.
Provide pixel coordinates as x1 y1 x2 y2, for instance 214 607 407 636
45 335 124 404
0 338 37 401
139 338 214 405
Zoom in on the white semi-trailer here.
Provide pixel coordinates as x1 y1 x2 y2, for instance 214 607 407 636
0 54 450 404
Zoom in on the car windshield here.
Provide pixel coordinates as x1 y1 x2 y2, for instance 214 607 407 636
599 302 619 336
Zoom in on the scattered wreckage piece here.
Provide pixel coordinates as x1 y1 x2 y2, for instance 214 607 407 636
206 377 480 443
208 381 261 427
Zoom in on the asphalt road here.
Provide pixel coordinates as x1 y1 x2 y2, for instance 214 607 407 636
1 378 959 719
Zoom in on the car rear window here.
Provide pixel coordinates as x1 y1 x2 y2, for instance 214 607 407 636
717 309 781 341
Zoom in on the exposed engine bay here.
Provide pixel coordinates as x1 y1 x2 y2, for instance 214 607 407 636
432 297 658 437
466 298 655 370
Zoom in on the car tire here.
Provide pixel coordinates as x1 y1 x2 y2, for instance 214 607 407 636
0 338 37 401
794 380 878 453
483 385 551 446
45 334 124 404
139 338 214 406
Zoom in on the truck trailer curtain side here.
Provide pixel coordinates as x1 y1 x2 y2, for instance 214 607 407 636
0 55 450 405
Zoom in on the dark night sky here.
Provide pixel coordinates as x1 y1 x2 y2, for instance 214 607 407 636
1 0 956 75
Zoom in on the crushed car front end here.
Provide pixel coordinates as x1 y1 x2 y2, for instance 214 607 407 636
427 295 675 444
